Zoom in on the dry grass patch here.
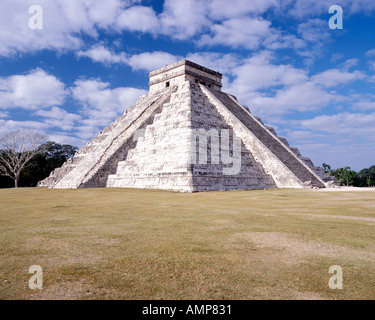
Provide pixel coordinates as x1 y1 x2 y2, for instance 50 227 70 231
0 187 374 300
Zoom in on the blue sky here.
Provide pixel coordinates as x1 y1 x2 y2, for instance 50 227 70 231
1 0 375 171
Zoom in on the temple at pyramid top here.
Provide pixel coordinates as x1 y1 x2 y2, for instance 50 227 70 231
149 59 222 93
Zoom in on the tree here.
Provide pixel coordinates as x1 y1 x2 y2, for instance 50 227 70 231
341 168 357 186
322 163 375 187
322 163 333 176
19 141 77 187
357 165 375 187
332 166 357 186
0 129 46 188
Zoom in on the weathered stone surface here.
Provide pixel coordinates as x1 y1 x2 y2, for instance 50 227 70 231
39 59 334 191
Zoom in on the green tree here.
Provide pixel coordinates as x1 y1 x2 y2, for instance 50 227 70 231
357 165 375 187
333 166 358 186
322 163 333 176
19 141 78 187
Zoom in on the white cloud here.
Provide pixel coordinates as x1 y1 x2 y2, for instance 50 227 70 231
230 52 308 92
0 69 67 110
77 45 127 65
1 0 84 56
117 6 159 33
128 52 182 72
365 49 375 71
34 106 82 131
196 15 330 58
282 111 375 171
248 82 335 116
199 17 274 50
346 0 375 14
286 0 375 19
312 69 366 87
71 79 146 127
0 0 141 56
0 111 9 118
207 0 278 19
77 46 181 72
46 133 87 148
185 52 240 74
222 52 341 117
300 112 375 137
352 100 375 111
0 119 49 135
296 18 331 60
2 0 375 59
160 0 211 40
341 58 359 71
368 61 375 71
365 49 375 57
287 0 332 19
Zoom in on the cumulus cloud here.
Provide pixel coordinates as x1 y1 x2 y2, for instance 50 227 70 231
2 0 375 58
281 111 375 170
297 112 375 148
0 119 49 136
185 52 240 74
365 49 375 57
230 51 308 91
0 69 67 110
364 49 375 71
341 58 359 71
77 46 181 71
0 111 9 118
34 106 82 131
199 17 274 50
207 0 278 19
77 45 128 65
221 51 341 117
117 5 159 33
248 82 335 116
0 0 141 56
46 131 88 148
71 78 146 127
159 0 211 40
128 51 182 72
312 69 367 87
46 133 88 148
352 99 375 111
196 15 332 60
286 0 375 19
0 68 149 144
296 18 331 62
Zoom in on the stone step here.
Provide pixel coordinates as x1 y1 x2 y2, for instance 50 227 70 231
208 89 326 188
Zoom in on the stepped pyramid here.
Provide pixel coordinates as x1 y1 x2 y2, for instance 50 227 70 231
39 60 334 192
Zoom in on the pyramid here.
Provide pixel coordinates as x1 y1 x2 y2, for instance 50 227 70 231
39 60 334 192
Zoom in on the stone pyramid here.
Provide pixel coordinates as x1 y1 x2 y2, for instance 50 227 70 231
39 60 333 192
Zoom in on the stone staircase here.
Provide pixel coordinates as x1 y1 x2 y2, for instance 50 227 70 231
107 82 195 191
38 88 171 188
205 87 326 188
190 83 276 191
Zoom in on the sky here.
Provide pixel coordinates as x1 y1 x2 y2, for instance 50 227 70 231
0 0 375 171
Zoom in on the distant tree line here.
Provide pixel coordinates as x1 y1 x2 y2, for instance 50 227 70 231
0 140 77 188
322 163 375 187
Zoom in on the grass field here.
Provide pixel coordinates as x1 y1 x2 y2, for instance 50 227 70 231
0 187 374 300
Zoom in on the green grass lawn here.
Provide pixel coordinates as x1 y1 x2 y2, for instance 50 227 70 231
0 187 374 300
